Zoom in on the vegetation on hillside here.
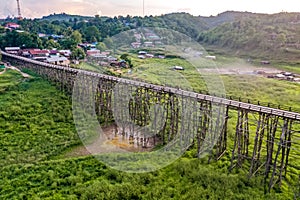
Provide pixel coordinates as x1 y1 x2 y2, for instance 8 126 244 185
1 11 300 63
0 67 299 199
198 12 300 62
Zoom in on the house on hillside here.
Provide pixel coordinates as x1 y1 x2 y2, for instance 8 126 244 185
59 50 71 58
144 41 154 47
86 49 101 57
38 33 48 38
5 47 20 55
145 53 154 58
49 50 59 56
138 51 147 55
172 66 184 71
131 42 141 48
29 49 49 61
4 22 20 30
46 56 70 65
205 55 216 60
79 43 96 50
101 51 111 56
20 49 31 57
261 60 270 65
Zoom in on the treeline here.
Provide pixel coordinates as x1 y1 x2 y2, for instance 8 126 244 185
2 11 300 61
0 13 209 50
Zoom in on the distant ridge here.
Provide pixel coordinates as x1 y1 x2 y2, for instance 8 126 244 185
3 11 300 62
40 13 93 21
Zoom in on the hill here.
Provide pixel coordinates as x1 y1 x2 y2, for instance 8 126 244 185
199 11 260 28
3 11 300 62
198 12 300 62
40 13 93 22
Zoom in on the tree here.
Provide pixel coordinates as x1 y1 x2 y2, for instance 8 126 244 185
96 42 107 51
64 27 73 37
0 26 5 34
84 26 100 42
45 39 61 49
277 33 287 46
120 54 133 68
59 38 77 50
70 30 82 44
1 31 43 49
70 47 86 60
103 37 113 49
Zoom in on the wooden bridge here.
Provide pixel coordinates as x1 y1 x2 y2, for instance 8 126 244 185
1 51 300 192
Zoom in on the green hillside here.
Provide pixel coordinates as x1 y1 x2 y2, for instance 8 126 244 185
198 12 300 62
40 13 93 22
3 11 300 63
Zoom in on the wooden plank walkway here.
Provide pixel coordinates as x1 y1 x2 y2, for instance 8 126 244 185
2 50 300 120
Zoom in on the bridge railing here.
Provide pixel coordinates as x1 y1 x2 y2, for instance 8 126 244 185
1 50 300 120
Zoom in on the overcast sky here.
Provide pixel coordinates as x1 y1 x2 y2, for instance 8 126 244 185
1 0 300 19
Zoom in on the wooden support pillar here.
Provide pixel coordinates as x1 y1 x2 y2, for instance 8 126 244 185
268 118 290 191
216 105 229 160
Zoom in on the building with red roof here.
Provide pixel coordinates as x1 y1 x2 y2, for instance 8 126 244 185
4 23 20 30
28 49 49 60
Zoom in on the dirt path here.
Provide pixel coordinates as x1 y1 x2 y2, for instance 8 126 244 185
0 64 31 78
0 68 6 75
8 66 31 78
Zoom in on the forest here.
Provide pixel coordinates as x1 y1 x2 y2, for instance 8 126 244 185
1 11 300 62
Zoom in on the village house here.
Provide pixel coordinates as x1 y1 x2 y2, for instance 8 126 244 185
138 51 147 55
5 47 20 55
261 60 270 65
107 56 118 62
49 50 60 56
19 49 33 57
38 33 48 38
101 51 111 56
46 56 70 66
4 22 20 30
172 66 184 71
144 41 154 47
145 53 154 58
86 49 101 57
79 43 96 50
205 55 217 60
138 55 146 59
131 42 142 48
154 41 163 46
29 49 49 61
59 50 72 58
134 33 142 41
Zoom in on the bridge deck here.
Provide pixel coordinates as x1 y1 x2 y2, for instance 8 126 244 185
1 50 300 120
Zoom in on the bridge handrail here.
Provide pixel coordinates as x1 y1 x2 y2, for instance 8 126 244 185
1 50 300 120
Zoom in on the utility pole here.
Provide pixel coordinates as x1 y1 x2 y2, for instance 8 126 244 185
143 0 145 17
16 0 22 19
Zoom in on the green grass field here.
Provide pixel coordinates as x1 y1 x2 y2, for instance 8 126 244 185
0 62 299 199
